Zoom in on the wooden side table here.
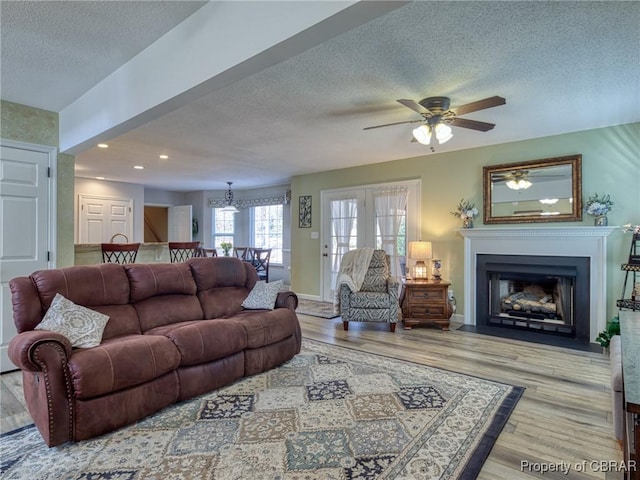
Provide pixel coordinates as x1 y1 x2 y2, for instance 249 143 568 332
400 279 453 330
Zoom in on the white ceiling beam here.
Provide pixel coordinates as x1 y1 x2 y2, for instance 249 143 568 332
59 1 407 154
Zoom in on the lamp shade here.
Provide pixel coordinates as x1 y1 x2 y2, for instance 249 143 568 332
412 125 431 145
408 241 432 260
435 123 453 144
221 204 239 213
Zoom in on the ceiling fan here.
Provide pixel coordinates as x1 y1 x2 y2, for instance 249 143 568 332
492 170 533 190
492 169 568 190
363 95 506 145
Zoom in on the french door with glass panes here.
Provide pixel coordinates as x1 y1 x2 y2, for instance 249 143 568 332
321 191 366 302
321 180 420 303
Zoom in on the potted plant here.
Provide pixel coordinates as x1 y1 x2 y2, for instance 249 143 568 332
595 316 620 352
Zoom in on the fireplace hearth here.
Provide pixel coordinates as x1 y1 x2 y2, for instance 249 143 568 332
476 254 590 343
458 226 616 349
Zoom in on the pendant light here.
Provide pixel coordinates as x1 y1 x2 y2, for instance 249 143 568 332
221 182 239 213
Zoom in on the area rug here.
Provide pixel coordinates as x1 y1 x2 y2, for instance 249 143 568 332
297 298 340 319
0 339 523 480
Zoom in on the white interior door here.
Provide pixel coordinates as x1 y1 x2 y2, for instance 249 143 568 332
168 205 192 242
0 142 54 372
78 195 133 243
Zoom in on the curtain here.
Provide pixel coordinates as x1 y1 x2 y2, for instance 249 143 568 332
373 187 408 278
331 198 358 293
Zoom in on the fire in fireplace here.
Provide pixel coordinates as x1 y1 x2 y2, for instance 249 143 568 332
476 254 590 343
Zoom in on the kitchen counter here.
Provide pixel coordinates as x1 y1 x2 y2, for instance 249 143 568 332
75 242 171 265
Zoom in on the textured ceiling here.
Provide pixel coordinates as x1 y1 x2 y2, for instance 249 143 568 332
0 1 207 110
2 1 639 191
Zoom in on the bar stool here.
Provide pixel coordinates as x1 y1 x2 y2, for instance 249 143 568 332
168 241 201 263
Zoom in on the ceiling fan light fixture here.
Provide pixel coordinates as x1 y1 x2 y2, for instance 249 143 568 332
506 178 532 190
412 124 431 145
435 123 453 144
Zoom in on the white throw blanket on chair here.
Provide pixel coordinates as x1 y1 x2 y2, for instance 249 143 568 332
333 247 374 313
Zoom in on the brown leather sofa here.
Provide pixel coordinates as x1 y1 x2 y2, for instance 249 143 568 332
8 257 301 447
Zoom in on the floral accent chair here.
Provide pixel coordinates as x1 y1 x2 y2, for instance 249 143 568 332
339 250 400 332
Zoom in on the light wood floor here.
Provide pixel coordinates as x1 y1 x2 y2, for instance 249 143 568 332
1 314 622 479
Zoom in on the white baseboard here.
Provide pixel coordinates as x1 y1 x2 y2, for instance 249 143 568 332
295 293 324 302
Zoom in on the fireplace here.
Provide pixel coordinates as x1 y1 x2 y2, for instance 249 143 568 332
476 254 590 343
458 226 616 345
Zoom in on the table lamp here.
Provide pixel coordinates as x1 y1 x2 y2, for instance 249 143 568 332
408 241 432 279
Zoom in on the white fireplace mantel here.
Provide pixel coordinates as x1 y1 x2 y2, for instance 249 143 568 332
458 226 617 342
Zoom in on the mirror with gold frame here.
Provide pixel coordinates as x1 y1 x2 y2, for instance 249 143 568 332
483 154 582 224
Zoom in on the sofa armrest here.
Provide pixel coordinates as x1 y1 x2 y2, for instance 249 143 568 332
275 291 298 311
8 330 75 446
8 330 73 372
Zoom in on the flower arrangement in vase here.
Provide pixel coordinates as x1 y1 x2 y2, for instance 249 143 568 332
220 242 232 256
451 198 479 228
584 193 613 226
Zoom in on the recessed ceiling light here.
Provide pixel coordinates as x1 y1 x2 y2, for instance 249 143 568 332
159 154 169 159
96 176 105 180
134 165 144 170
97 143 109 148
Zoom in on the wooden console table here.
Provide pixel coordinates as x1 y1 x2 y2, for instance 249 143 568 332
620 311 640 480
400 279 453 330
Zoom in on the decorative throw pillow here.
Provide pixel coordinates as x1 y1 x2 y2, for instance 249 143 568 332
35 293 110 348
242 280 283 310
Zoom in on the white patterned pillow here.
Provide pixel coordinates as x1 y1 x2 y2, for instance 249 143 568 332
242 280 283 310
35 293 109 348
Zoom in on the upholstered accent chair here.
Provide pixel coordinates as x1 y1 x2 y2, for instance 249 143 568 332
338 249 400 332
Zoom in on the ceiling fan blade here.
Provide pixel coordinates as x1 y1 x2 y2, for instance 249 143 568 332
451 96 505 116
363 119 423 130
397 99 429 114
451 117 496 132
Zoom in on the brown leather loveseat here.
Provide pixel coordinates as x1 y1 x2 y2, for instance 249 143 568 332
8 257 300 447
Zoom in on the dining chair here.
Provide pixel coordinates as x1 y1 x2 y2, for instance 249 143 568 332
101 242 141 264
168 241 201 263
233 247 250 261
201 248 218 257
251 248 272 282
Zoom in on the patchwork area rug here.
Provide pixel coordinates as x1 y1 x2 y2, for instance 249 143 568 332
296 298 340 319
0 339 523 479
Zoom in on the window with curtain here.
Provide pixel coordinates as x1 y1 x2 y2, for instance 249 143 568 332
211 208 235 254
330 197 359 290
252 204 283 264
322 180 419 300
373 187 408 278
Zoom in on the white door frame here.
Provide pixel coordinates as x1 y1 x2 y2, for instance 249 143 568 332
1 138 57 372
320 179 421 302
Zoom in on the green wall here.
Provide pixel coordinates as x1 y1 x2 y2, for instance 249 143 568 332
290 122 640 321
1 100 75 267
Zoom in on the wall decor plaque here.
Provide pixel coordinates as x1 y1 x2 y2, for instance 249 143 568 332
299 195 312 228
